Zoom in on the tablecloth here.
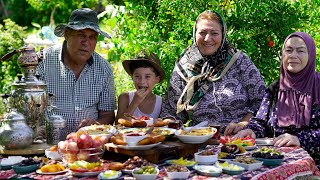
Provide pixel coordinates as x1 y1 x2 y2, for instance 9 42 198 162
1 147 319 180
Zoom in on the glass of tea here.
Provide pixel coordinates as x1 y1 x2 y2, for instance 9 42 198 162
168 120 182 129
210 124 221 140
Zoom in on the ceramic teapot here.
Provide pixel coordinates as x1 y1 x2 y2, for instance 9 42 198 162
0 109 34 149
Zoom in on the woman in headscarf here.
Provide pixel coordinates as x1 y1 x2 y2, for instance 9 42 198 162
234 32 320 167
160 10 265 135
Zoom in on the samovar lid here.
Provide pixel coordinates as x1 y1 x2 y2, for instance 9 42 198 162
4 109 26 121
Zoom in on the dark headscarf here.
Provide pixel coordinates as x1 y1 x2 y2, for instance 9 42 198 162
277 32 320 128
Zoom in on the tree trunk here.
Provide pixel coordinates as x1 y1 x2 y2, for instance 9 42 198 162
50 6 56 28
0 0 8 17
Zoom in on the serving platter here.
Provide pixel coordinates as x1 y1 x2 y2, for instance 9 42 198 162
71 170 102 177
175 127 216 144
36 169 68 175
80 125 116 138
118 127 176 137
116 142 161 150
244 145 257 151
255 138 274 146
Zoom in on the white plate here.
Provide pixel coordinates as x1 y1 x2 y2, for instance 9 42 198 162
175 127 216 144
193 165 222 177
80 125 116 138
244 145 257 151
118 127 176 137
36 169 68 175
116 142 161 150
98 170 122 180
230 160 263 171
71 170 102 177
255 138 274 146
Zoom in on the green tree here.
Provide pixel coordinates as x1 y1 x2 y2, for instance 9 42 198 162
103 0 310 98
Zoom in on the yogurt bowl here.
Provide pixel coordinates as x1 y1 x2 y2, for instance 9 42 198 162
123 133 147 146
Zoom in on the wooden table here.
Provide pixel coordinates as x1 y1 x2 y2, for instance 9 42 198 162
0 143 51 155
104 140 207 163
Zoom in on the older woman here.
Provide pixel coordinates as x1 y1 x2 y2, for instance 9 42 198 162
234 32 320 167
160 10 265 134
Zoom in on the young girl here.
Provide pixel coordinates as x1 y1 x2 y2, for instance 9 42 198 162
116 51 165 121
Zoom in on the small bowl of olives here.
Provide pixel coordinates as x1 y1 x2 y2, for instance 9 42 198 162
132 165 159 180
251 147 284 166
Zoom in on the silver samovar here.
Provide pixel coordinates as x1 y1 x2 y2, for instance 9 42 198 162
1 44 47 140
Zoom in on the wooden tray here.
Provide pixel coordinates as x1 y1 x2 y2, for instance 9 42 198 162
104 140 207 163
0 143 51 155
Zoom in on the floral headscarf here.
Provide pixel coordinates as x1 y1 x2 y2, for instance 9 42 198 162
176 10 238 113
278 32 320 128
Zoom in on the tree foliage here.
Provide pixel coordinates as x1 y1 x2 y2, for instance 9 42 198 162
1 0 320 99
104 0 315 96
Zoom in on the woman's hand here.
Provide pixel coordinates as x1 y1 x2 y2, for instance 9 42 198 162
273 133 300 147
224 122 249 136
232 129 256 139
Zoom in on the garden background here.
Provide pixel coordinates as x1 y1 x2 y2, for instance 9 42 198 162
1 0 320 114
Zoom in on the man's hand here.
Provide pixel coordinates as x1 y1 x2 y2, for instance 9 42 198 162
232 129 256 139
273 133 300 147
78 119 100 129
224 122 249 136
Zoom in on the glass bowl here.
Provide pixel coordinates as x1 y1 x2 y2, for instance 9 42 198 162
59 146 104 164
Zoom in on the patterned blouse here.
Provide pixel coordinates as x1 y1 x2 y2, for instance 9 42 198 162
161 52 266 132
247 80 320 167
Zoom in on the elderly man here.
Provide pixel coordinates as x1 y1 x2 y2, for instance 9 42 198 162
37 8 116 135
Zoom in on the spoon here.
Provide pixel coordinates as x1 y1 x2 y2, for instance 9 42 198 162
145 127 154 135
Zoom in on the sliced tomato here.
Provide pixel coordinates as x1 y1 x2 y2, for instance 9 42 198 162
219 136 230 144
70 168 89 172
241 135 255 145
88 166 103 172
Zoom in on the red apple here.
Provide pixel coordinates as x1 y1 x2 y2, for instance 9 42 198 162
77 134 93 149
92 140 102 148
66 132 78 142
77 150 90 161
66 141 79 154
99 135 109 145
58 141 67 153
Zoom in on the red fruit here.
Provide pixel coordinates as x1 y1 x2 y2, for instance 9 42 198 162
268 41 274 47
99 135 109 145
66 132 78 142
92 140 102 148
66 141 79 154
77 134 94 149
58 141 68 153
139 116 150 121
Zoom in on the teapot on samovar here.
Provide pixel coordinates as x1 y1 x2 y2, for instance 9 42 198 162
0 44 47 142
